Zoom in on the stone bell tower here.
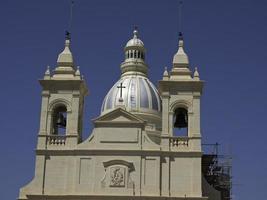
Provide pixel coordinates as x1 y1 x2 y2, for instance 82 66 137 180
37 34 88 149
159 32 204 197
159 32 203 151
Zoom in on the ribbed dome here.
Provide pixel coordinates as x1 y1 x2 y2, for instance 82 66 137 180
101 28 162 129
101 75 161 115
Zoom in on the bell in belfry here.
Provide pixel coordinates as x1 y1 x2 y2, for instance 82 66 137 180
56 113 66 128
174 108 188 128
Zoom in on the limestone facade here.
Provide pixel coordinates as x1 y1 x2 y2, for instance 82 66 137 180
18 30 217 200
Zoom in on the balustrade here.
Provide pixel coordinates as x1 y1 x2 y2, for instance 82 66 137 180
47 135 66 145
169 137 189 149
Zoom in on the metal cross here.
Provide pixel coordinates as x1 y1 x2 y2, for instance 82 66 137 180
117 82 126 100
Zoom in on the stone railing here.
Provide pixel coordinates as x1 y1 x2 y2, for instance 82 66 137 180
169 137 189 149
47 135 66 146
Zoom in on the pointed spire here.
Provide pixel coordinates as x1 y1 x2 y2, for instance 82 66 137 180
193 67 200 80
56 35 74 67
170 32 192 80
53 32 76 79
173 32 189 68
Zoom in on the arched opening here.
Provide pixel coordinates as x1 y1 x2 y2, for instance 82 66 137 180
134 50 137 58
173 107 188 136
137 51 140 58
130 51 133 58
52 105 67 135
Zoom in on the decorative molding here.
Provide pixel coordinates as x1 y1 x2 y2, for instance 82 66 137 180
35 149 203 157
25 194 209 200
48 98 72 112
103 160 135 172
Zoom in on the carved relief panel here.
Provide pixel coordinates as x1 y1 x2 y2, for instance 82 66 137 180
101 160 135 189
110 166 125 187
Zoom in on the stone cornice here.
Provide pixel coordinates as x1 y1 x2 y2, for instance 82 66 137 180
158 80 204 94
35 148 202 157
39 79 88 96
25 194 208 200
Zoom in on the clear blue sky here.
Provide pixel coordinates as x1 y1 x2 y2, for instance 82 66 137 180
0 0 266 199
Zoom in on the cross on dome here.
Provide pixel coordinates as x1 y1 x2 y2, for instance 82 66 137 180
117 82 126 102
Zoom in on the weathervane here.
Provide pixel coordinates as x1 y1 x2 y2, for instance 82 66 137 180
65 30 71 40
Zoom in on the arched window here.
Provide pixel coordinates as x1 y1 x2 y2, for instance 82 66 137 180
137 51 140 58
134 50 137 58
173 107 188 136
127 51 130 58
130 51 133 58
52 105 67 135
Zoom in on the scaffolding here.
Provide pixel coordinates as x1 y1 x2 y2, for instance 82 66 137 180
202 143 232 200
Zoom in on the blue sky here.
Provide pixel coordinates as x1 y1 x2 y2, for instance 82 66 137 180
0 0 266 199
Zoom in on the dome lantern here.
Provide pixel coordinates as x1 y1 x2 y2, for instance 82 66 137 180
121 27 148 77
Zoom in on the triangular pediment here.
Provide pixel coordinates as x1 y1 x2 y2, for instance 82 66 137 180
93 108 145 127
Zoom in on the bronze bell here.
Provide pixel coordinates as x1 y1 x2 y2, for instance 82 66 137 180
56 113 66 128
174 109 188 128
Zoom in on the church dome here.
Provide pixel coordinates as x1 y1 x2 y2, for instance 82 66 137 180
101 75 161 115
101 28 162 128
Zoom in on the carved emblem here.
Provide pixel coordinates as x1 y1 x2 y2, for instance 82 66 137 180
110 166 125 187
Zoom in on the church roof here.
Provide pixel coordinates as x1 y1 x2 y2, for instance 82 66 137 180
101 75 161 115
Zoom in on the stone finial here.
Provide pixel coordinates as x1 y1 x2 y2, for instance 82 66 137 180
163 67 169 80
133 26 138 38
44 65 51 79
193 67 200 80
75 66 81 76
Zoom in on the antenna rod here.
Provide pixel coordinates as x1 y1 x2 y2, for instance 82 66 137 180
68 0 74 34
178 1 183 35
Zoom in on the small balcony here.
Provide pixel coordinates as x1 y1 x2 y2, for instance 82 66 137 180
47 135 66 146
169 136 189 151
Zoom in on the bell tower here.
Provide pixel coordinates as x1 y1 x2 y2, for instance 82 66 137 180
158 33 204 197
159 32 203 151
37 34 88 149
